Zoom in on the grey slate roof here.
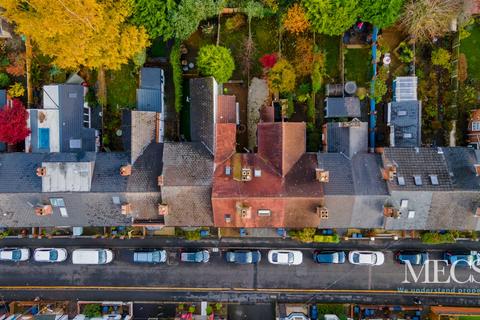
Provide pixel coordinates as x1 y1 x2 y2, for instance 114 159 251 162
324 97 361 118
443 147 480 190
383 147 453 191
387 101 421 147
190 77 215 153
161 142 213 226
122 110 158 164
32 84 97 152
325 121 368 158
0 142 163 227
136 67 164 113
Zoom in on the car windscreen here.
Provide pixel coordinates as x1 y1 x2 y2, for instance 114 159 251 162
49 250 58 261
352 253 360 263
98 250 106 263
12 250 21 260
272 253 278 262
288 253 294 264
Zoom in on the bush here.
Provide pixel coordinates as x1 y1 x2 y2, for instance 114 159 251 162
458 53 468 83
313 234 340 243
431 48 451 69
268 58 296 94
421 231 457 244
372 78 388 102
259 53 277 69
306 96 315 123
83 304 102 318
397 42 414 63
225 14 246 31
311 54 325 93
170 41 183 113
289 228 316 243
8 82 25 98
0 73 9 88
283 3 310 34
197 45 235 83
317 304 347 318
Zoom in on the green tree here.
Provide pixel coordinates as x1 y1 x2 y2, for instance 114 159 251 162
197 45 235 83
268 58 296 94
360 0 404 29
83 304 102 318
302 0 360 36
0 73 10 89
132 0 176 39
172 0 225 40
431 48 451 69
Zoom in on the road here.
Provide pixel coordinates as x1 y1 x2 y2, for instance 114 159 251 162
0 238 480 296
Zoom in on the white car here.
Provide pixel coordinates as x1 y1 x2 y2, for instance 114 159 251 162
72 249 114 265
0 248 30 262
349 251 385 266
34 248 68 263
268 250 303 266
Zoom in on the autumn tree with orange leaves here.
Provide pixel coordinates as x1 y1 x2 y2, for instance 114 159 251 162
283 3 310 34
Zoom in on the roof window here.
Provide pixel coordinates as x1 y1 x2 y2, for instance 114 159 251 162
413 175 422 186
429 174 439 185
397 176 405 186
257 209 271 217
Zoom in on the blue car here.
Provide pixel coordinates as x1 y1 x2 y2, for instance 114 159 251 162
394 251 429 265
443 252 478 267
313 251 346 264
225 250 261 264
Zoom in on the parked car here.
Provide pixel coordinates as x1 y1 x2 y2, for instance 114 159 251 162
394 251 428 265
348 251 385 266
72 249 114 265
33 248 68 263
0 248 30 262
313 251 346 264
181 250 210 263
133 250 167 264
225 250 261 264
267 250 303 266
443 251 479 267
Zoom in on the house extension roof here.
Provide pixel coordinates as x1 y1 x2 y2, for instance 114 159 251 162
324 120 368 158
136 67 164 112
324 97 361 118
190 77 216 154
387 100 421 147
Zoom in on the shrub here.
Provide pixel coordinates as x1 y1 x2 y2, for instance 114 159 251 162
431 48 451 69
283 3 310 34
372 78 388 102
306 96 315 123
0 73 9 88
170 41 183 113
397 42 414 63
356 87 367 100
225 14 246 31
421 231 457 244
6 52 25 77
313 234 340 243
259 53 277 69
317 304 347 318
83 304 102 318
311 53 325 93
197 45 235 83
293 36 314 76
289 228 316 243
8 82 25 98
267 58 296 94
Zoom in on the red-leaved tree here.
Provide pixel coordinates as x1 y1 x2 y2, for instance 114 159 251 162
259 53 277 69
0 99 31 145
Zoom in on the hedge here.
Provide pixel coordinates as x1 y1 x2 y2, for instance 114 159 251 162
170 41 183 113
313 234 340 243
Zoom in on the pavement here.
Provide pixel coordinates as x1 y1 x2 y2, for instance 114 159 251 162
1 237 480 304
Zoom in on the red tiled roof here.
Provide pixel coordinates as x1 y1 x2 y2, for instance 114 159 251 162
217 95 237 124
257 122 306 177
471 109 480 122
212 120 322 228
214 123 237 164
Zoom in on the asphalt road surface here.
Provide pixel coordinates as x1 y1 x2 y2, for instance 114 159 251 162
0 246 478 292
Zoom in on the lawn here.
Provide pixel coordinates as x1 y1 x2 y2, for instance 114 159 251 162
460 22 480 81
106 63 137 108
252 15 279 77
317 35 341 82
344 47 372 87
219 16 248 80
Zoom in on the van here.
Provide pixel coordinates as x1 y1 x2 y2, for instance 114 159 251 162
72 249 113 265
